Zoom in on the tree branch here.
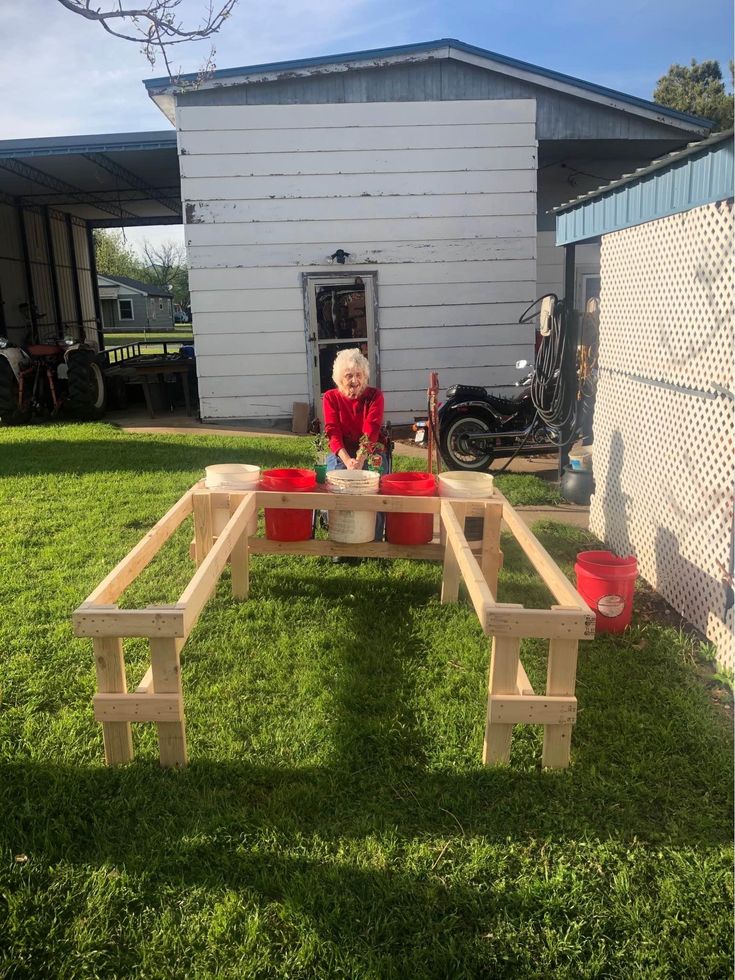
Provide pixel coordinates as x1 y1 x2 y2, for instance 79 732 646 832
56 0 237 77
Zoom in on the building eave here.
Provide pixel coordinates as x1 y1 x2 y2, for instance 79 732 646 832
144 37 712 135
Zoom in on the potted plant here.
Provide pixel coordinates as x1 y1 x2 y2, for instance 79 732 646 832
313 431 329 483
357 434 386 473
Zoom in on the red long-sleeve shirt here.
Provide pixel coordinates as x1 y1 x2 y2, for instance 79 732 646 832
323 386 384 456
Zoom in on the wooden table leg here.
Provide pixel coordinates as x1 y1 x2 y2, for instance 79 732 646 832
542 638 579 769
483 635 521 765
93 636 134 766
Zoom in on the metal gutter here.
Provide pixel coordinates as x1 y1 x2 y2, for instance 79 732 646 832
0 131 177 160
553 130 734 215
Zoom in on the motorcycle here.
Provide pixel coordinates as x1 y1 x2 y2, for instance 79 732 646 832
427 362 562 471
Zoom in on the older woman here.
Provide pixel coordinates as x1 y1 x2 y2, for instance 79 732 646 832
324 348 387 472
323 348 389 546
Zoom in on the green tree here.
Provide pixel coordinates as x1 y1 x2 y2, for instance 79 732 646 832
654 59 734 130
94 229 145 280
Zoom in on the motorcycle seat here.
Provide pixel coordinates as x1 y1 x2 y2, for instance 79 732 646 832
446 383 487 399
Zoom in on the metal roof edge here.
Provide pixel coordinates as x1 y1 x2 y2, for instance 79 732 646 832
552 129 734 215
143 37 712 129
0 131 177 160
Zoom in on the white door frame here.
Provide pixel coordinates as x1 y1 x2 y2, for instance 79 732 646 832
302 271 379 422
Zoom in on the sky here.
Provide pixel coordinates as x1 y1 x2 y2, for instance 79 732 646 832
2 0 732 257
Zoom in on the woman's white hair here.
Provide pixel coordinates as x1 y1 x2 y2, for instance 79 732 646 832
332 348 370 385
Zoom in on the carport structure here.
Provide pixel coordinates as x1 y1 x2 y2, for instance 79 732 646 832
0 130 181 347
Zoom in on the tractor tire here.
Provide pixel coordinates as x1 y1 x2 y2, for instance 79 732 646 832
67 349 106 419
0 358 28 425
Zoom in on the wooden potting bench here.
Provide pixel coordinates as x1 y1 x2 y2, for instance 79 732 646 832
72 483 595 770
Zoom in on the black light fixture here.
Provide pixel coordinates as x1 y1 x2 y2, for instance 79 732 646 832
330 248 350 264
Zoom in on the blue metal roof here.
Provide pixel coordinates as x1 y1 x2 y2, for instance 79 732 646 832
144 38 712 129
554 130 734 244
0 131 177 160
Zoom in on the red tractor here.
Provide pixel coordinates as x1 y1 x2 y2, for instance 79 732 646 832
0 335 106 424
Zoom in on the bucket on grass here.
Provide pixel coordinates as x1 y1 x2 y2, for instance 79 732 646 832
205 464 260 534
326 469 380 543
575 550 638 634
381 472 437 545
261 468 316 541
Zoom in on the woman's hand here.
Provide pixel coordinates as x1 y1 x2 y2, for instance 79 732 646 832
345 457 362 470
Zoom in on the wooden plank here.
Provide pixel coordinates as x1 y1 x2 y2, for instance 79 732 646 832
488 694 577 726
195 330 305 357
179 494 257 634
83 490 194 605
187 237 534 270
440 500 496 627
135 666 153 694
485 605 596 640
480 501 503 599
192 289 303 315
247 538 443 560
93 693 183 723
193 490 214 566
185 213 537 248
380 308 531 332
542 639 579 770
197 374 308 400
188 191 535 224
483 636 521 766
150 637 187 768
516 660 535 697
182 169 537 204
73 606 186 638
180 123 536 156
255 491 441 514
178 99 537 130
230 495 249 600
440 504 464 604
495 491 592 612
92 637 133 766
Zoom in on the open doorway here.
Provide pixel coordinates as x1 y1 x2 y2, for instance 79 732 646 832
304 273 378 421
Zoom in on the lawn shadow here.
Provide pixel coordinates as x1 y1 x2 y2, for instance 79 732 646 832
0 434 310 478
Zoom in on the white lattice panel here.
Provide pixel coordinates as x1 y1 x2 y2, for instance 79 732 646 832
590 370 734 669
599 200 734 393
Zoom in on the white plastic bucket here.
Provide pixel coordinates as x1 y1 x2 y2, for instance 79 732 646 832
205 463 260 490
326 470 380 543
205 464 260 534
438 471 495 498
568 449 592 472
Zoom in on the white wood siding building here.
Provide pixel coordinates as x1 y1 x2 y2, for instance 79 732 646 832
147 39 710 426
181 99 537 423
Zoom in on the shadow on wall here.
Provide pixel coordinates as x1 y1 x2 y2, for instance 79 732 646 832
655 524 733 642
598 429 634 557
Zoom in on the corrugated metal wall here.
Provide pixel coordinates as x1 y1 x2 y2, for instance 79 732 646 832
0 203 98 346
589 199 734 669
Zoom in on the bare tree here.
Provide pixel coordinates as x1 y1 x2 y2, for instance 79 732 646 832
142 239 189 308
56 1 237 79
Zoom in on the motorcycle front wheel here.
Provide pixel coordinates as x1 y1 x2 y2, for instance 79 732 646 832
440 414 495 471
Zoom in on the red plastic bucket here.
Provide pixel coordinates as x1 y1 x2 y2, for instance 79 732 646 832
261 468 316 541
382 472 437 545
575 550 638 634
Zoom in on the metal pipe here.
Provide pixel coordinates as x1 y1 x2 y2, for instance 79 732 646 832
86 223 105 350
43 207 63 339
65 213 84 335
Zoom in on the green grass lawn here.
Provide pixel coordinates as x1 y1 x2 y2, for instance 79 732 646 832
0 424 732 978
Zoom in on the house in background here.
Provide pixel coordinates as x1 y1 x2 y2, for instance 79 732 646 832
145 38 712 426
554 130 734 669
98 274 175 333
